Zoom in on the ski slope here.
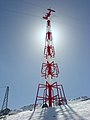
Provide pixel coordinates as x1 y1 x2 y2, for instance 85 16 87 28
0 99 90 120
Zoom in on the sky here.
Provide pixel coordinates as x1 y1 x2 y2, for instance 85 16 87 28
0 0 90 109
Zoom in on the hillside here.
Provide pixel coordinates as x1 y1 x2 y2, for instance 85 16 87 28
0 98 90 120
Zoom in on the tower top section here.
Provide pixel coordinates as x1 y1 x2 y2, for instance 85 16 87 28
43 9 55 20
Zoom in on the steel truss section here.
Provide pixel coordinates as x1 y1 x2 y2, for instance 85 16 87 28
46 32 52 41
34 81 67 110
41 61 59 79
44 45 55 58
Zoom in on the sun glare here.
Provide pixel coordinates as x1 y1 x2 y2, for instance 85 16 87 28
32 20 66 55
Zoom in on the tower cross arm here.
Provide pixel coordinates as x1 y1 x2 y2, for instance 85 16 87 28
43 8 55 20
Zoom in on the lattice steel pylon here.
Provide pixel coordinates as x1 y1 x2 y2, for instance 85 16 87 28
0 86 10 116
1 86 9 111
34 9 67 110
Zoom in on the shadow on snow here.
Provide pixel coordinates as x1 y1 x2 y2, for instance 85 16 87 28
28 104 85 120
59 104 85 120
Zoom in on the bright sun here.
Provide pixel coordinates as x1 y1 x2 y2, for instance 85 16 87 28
32 20 66 55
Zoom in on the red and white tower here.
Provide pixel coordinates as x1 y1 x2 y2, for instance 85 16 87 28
34 9 67 109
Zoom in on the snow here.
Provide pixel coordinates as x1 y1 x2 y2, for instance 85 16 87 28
0 99 90 120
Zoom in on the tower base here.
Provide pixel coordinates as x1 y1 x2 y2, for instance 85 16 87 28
34 81 67 110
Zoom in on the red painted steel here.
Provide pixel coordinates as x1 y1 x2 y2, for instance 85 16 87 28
34 81 67 110
46 32 52 40
44 45 55 58
41 61 59 79
34 9 67 110
47 20 50 26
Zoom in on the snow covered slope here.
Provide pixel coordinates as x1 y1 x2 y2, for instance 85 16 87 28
0 99 90 120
